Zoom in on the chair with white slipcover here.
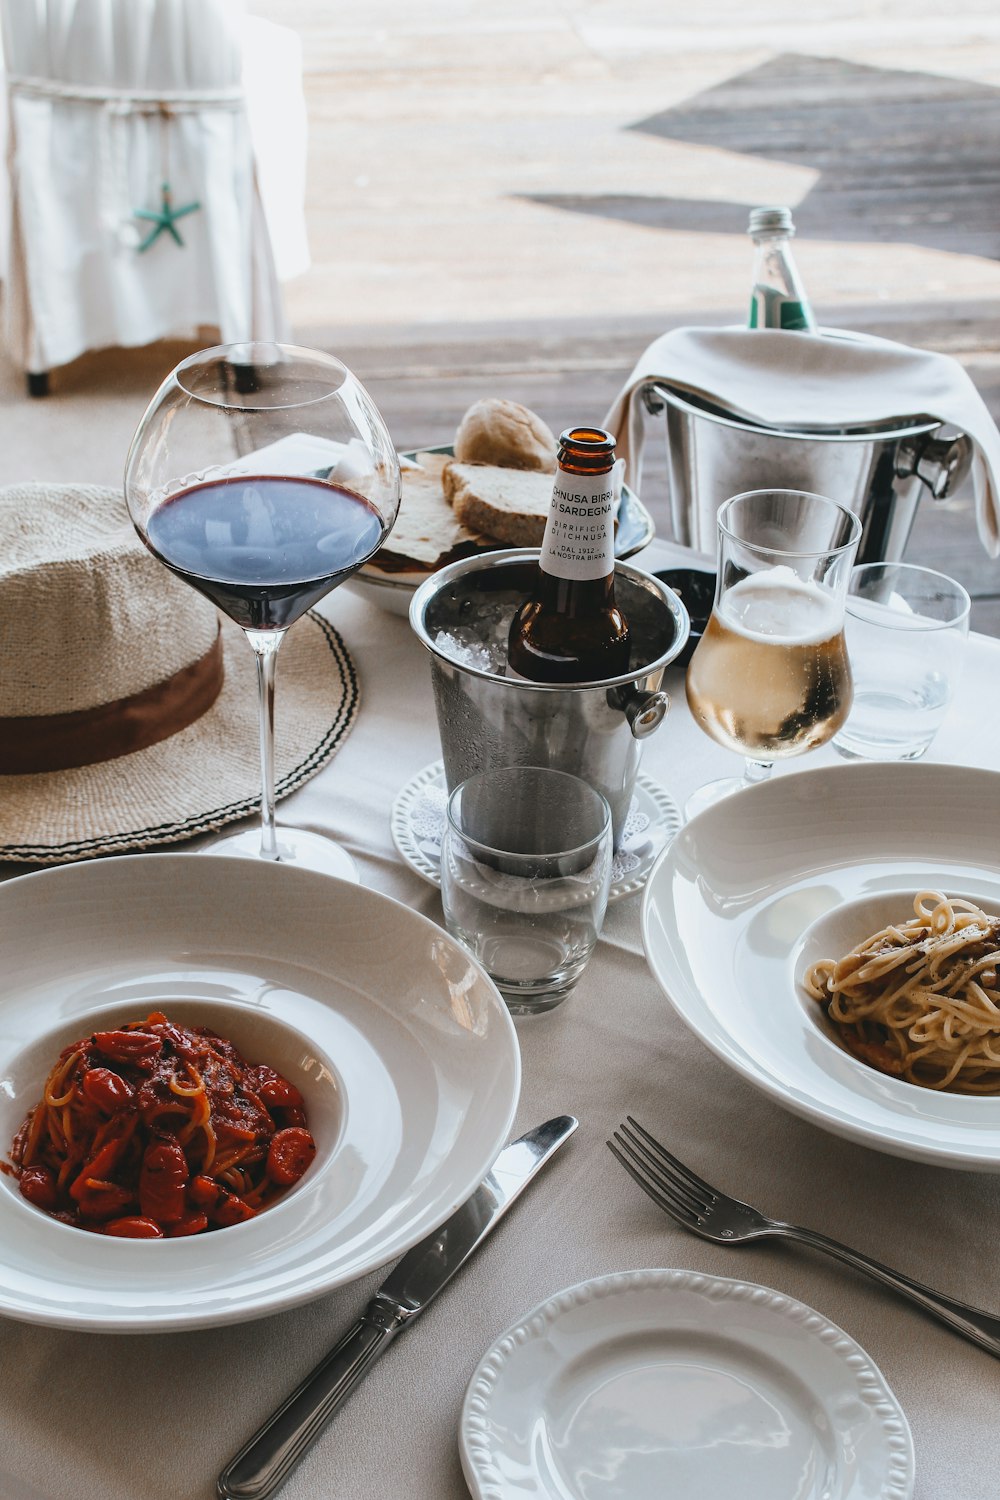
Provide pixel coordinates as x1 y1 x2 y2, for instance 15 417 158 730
0 0 309 394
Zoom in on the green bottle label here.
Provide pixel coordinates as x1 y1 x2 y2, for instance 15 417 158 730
749 288 811 331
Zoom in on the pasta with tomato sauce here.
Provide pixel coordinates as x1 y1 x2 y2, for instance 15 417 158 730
6 1012 316 1238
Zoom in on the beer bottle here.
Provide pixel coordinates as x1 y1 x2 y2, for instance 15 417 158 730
507 426 630 683
747 206 817 332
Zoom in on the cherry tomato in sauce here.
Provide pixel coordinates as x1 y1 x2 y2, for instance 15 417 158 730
255 1068 303 1109
73 1182 133 1220
188 1173 223 1209
81 1067 134 1114
91 1030 161 1064
139 1139 188 1224
276 1106 307 1129
19 1165 57 1212
266 1127 316 1186
167 1211 209 1237
102 1216 164 1239
69 1138 127 1202
212 1191 257 1227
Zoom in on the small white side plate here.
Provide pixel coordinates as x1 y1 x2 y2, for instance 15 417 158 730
460 1268 914 1500
391 761 680 902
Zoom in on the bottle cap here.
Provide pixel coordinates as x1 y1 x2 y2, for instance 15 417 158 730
748 205 795 236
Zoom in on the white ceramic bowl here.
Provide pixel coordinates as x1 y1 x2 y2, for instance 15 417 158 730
0 854 520 1330
641 762 1000 1170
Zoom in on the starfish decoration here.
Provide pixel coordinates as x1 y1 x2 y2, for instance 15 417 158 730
134 180 201 252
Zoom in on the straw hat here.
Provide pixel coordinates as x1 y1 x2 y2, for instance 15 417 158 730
0 483 360 863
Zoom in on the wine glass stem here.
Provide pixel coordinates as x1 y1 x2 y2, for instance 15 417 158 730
246 628 285 860
742 758 773 787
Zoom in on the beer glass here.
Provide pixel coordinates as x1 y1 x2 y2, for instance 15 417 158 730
685 488 862 819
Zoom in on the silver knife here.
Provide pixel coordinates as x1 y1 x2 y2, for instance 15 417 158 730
216 1114 578 1500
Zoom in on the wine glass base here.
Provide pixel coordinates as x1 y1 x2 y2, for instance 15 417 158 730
200 826 360 882
683 776 748 823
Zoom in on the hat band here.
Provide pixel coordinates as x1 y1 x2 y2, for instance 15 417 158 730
0 631 224 775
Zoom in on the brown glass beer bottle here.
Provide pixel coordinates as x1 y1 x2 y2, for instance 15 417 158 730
507 426 630 683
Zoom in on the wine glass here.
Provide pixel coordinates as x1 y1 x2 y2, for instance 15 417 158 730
684 488 862 821
124 342 401 877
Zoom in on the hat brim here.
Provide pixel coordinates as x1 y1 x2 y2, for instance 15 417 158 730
0 611 359 863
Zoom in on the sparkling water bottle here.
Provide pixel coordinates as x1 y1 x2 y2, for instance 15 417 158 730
747 206 816 332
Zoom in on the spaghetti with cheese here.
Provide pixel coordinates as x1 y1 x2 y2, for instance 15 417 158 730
6 1011 316 1237
805 892 1000 1093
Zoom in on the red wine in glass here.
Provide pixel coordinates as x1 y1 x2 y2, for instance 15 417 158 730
144 474 387 631
125 341 402 878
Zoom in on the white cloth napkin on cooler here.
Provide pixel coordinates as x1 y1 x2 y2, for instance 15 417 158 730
603 326 1000 558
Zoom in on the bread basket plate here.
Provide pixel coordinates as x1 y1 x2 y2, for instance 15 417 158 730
346 445 656 617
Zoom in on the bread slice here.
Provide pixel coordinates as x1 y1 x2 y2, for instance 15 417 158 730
442 462 555 547
369 453 491 573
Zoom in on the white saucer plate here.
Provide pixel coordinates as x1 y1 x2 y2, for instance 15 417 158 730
642 761 1000 1169
0 854 520 1331
460 1268 914 1500
392 761 680 902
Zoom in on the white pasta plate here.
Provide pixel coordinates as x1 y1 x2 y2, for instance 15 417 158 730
460 1268 914 1500
642 761 1000 1170
0 854 519 1331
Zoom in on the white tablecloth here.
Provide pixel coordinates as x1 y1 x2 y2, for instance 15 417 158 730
2 537 1000 1500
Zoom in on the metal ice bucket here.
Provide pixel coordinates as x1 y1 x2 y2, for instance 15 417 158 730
644 382 973 565
409 551 689 846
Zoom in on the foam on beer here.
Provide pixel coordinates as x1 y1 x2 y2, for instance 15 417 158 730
718 564 841 645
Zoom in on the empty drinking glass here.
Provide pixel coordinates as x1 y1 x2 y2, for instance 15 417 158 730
440 766 613 1016
832 562 971 761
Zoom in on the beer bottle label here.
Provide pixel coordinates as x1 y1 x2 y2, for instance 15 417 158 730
538 467 617 581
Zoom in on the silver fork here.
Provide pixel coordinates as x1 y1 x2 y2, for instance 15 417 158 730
609 1116 1000 1359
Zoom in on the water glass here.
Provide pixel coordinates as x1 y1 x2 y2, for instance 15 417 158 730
441 766 613 1015
833 562 970 762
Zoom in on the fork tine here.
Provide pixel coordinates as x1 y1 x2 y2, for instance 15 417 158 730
625 1116 718 1203
609 1131 701 1224
614 1125 707 1216
607 1137 700 1227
